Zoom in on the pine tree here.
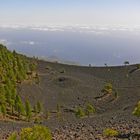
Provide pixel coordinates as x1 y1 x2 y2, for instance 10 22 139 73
15 95 22 111
17 102 25 118
0 45 37 121
0 93 6 106
10 99 15 114
15 95 25 118
25 100 32 121
37 101 42 113
33 104 38 116
5 89 11 106
1 104 6 118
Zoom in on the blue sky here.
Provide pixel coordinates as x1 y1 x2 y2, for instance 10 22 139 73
0 0 140 26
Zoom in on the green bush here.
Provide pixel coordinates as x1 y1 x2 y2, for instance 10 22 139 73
85 103 96 116
8 132 17 140
103 128 119 137
101 83 113 94
8 125 52 140
133 101 140 117
75 107 85 118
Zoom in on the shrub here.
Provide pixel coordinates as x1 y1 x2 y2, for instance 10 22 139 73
8 125 52 140
101 83 113 94
75 107 85 118
85 103 96 116
59 69 65 73
133 101 140 117
21 125 52 140
8 132 17 140
103 128 119 137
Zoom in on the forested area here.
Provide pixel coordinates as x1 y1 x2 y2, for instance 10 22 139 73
0 44 36 120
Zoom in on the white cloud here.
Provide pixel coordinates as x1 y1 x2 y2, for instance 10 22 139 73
20 41 35 45
1 24 140 35
0 39 12 45
29 41 35 45
31 27 65 32
0 39 7 44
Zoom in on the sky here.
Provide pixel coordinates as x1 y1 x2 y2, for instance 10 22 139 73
0 0 140 26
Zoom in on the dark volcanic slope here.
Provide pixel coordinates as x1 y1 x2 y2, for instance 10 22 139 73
1 60 140 139
19 61 140 122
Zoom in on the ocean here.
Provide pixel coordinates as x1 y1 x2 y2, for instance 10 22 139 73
0 25 140 66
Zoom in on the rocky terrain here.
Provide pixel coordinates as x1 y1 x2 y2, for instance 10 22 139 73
0 59 140 139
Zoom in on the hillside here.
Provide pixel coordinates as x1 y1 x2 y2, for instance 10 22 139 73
0 45 140 139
